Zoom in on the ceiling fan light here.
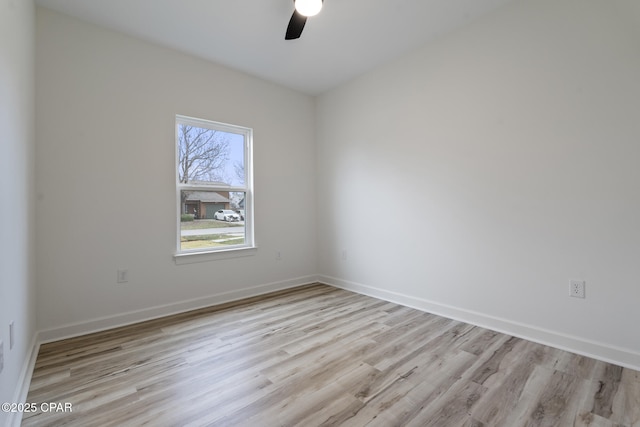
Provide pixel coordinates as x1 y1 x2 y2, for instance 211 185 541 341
294 0 322 17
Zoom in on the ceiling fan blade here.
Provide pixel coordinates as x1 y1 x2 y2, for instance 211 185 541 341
285 10 307 40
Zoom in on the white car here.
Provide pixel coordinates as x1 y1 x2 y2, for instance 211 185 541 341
214 209 240 222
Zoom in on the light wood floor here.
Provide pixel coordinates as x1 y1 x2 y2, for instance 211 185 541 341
23 284 640 426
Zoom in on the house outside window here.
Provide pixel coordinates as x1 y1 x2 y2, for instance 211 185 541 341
176 115 254 255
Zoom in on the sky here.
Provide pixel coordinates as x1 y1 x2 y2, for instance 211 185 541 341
178 122 247 187
226 131 245 187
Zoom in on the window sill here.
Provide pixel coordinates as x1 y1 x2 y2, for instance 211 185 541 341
174 246 258 265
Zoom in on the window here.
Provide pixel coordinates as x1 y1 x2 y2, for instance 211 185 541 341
176 115 253 256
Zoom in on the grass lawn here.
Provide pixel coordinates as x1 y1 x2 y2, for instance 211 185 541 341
180 234 245 250
180 219 243 230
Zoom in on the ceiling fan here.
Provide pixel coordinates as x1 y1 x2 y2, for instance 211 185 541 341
285 0 323 40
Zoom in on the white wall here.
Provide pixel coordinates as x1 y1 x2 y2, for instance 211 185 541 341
35 8 317 337
29 0 640 372
317 0 640 368
0 0 36 424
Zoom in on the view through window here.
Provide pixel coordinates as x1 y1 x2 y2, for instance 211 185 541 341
176 115 253 253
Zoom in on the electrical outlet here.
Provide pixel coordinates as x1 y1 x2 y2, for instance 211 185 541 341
570 280 585 298
275 251 282 261
117 269 129 283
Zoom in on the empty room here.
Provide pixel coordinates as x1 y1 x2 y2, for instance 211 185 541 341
1 0 639 425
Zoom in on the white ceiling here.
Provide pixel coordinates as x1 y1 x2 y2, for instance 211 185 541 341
34 0 521 95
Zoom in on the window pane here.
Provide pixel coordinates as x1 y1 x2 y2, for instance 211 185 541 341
177 124 245 186
180 190 245 251
175 115 252 255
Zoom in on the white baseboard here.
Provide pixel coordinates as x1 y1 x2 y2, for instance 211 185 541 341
6 333 40 427
38 275 319 344
319 275 640 371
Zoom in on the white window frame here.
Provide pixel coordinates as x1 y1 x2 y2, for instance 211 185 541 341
174 115 255 261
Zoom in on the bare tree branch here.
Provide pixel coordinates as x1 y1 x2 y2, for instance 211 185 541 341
178 125 230 184
234 161 245 185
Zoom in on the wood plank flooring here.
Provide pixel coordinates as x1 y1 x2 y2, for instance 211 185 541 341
22 284 640 426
